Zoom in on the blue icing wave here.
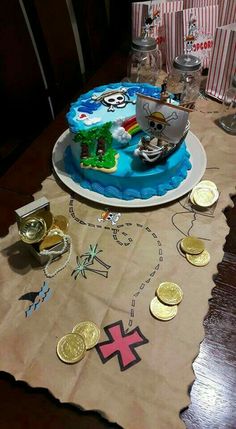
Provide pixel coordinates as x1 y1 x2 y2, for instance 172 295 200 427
91 182 105 194
140 188 156 199
156 185 168 196
104 186 122 199
123 188 140 200
64 144 192 201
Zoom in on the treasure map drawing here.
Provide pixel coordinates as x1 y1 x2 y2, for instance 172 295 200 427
19 281 51 317
17 167 219 373
68 169 219 336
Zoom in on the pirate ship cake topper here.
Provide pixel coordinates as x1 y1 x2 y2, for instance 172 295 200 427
134 92 191 163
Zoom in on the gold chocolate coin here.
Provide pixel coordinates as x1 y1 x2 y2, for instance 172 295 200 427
72 321 100 350
186 249 210 267
39 229 63 251
35 210 54 230
180 236 205 255
56 333 86 364
189 189 196 205
190 181 218 206
197 180 217 190
192 187 219 207
150 297 178 321
156 282 183 305
19 217 47 244
53 215 69 233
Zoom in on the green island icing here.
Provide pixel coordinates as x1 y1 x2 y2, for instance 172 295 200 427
82 148 117 169
74 122 118 170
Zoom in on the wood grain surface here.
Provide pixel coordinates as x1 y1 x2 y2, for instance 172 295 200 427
0 51 235 429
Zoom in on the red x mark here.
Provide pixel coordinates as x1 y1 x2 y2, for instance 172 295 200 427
96 320 149 371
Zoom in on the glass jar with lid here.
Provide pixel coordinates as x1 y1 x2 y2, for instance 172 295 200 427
218 74 236 135
127 36 162 85
166 54 201 108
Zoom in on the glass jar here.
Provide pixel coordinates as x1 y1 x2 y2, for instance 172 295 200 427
166 54 201 108
127 36 162 85
218 75 236 135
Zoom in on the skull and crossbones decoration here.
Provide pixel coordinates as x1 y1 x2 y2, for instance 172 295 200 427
92 88 135 112
97 209 121 225
143 102 178 140
185 34 195 53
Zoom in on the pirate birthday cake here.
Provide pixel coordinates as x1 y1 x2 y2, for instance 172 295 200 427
65 82 192 200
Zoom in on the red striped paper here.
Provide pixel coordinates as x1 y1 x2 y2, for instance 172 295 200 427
183 0 218 8
164 5 218 72
183 6 218 69
131 1 183 64
164 10 184 72
206 24 236 101
218 0 236 26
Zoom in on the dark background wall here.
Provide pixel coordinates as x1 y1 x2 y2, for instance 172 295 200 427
0 0 132 175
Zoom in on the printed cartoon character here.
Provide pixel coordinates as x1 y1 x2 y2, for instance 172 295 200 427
92 88 135 112
189 14 197 37
185 34 195 53
143 5 161 37
98 209 121 225
143 102 178 140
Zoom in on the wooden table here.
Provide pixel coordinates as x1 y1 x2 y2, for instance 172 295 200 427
0 51 235 429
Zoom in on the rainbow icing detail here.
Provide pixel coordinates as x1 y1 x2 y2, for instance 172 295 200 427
123 116 141 136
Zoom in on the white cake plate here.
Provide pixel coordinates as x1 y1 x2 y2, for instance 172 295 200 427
52 129 207 208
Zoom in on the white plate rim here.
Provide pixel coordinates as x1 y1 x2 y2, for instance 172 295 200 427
52 129 207 208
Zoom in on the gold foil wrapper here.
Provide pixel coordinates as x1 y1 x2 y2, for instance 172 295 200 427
186 249 210 267
72 321 100 350
56 333 86 364
53 215 69 233
35 209 54 230
19 217 47 244
156 282 183 306
190 180 219 208
150 297 178 321
180 236 205 255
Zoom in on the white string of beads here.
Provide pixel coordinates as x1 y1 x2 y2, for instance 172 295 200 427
40 228 72 278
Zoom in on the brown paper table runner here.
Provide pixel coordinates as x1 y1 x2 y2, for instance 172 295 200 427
0 97 235 429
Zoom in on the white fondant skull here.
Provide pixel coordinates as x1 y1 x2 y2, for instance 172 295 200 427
103 93 126 111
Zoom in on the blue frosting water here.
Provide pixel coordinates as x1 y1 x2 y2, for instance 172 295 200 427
65 82 192 201
64 137 191 200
